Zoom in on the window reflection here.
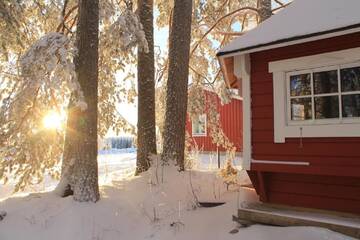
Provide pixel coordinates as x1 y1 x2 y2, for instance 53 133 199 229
314 96 339 119
341 66 360 92
290 74 311 96
291 98 312 121
313 70 338 94
342 94 360 118
288 65 360 123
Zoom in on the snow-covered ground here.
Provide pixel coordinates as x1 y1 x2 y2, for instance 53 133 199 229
0 150 355 240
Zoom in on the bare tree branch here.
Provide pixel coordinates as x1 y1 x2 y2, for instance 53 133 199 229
272 2 291 12
190 6 259 57
56 5 78 32
214 31 246 36
273 0 285 6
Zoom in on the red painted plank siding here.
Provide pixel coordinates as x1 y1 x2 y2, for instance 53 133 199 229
248 32 360 214
247 171 360 214
186 90 243 152
250 32 360 172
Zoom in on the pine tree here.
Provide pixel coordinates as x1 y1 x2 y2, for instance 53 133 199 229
161 0 193 171
57 0 100 202
136 0 157 174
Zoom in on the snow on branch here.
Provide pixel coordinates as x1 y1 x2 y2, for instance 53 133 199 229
215 80 231 105
106 9 148 53
19 32 86 110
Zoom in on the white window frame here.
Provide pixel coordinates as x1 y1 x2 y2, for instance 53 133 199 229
191 114 207 137
270 47 360 143
286 64 360 126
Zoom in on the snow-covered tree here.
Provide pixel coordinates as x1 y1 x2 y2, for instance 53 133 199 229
161 0 193 171
58 0 101 202
136 0 157 175
0 0 148 194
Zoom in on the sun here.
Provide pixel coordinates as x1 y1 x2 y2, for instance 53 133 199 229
42 111 64 130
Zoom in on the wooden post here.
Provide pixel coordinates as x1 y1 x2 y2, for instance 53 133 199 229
257 171 268 202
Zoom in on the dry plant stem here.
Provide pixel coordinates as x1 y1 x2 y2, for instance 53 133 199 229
189 170 200 207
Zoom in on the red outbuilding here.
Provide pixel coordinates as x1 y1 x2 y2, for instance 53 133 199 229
217 0 360 214
186 88 243 153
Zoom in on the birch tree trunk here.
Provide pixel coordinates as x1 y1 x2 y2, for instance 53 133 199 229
161 0 193 171
136 0 157 175
55 0 100 202
258 0 272 22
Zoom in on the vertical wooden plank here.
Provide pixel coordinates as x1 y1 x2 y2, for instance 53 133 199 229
257 171 268 202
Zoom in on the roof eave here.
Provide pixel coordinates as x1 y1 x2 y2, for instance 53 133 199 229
217 23 360 58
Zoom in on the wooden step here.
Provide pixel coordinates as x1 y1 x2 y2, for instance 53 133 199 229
233 202 360 239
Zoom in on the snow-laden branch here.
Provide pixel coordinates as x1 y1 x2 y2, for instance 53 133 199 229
19 32 86 110
107 9 149 53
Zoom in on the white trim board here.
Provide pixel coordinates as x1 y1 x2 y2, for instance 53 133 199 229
269 47 360 72
270 47 360 143
234 54 252 170
251 160 310 166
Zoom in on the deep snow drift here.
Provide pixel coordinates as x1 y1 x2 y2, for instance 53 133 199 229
0 152 355 240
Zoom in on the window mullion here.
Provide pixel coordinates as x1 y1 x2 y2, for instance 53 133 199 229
287 73 291 122
310 71 315 121
342 91 360 95
338 67 343 120
313 93 340 97
289 95 312 99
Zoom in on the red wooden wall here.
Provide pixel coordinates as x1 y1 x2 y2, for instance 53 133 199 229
248 32 360 214
186 90 243 152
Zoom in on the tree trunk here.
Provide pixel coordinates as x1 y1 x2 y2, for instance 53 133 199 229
136 0 157 175
258 0 272 22
161 0 193 171
55 0 100 202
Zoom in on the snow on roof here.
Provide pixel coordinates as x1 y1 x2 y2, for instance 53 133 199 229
218 0 360 56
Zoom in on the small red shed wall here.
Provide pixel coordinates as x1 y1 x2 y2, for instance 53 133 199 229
249 32 360 214
186 91 243 152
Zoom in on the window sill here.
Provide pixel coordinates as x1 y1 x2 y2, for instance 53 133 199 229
288 118 360 126
275 123 360 143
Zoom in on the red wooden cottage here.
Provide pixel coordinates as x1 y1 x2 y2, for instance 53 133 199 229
186 88 243 153
217 0 360 214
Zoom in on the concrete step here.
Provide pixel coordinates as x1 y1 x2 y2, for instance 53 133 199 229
233 202 360 239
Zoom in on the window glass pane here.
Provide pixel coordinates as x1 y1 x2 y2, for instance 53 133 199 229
290 74 311 96
314 96 339 119
341 66 360 92
342 94 360 118
192 114 206 135
291 98 312 120
313 70 338 94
